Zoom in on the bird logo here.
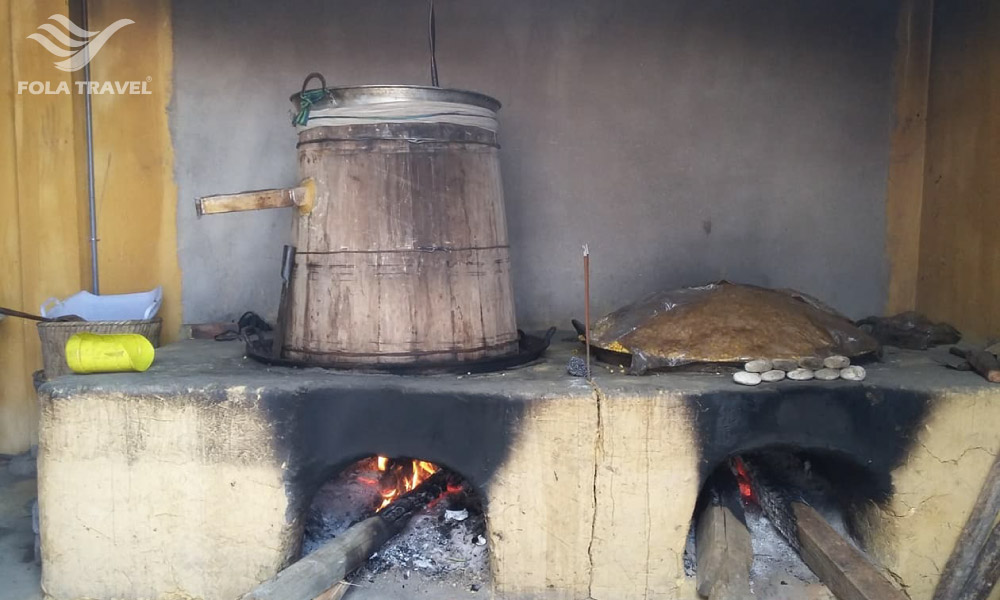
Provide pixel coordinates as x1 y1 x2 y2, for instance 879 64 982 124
27 14 134 73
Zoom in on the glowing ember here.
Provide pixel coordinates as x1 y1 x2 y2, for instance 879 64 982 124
372 456 442 512
731 456 757 504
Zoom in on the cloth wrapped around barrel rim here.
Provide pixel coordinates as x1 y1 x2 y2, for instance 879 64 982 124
295 100 499 133
587 282 880 374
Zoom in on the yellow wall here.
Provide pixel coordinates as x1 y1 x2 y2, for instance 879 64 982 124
0 0 180 454
0 0 35 455
1 0 86 454
885 0 933 315
886 0 1000 342
86 0 181 335
916 0 1000 341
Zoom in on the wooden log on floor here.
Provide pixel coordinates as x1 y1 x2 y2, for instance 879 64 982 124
243 515 389 600
791 502 908 600
956 521 1000 600
696 502 753 599
934 452 1000 600
243 471 450 600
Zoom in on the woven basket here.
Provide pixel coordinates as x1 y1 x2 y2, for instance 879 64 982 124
36 319 162 379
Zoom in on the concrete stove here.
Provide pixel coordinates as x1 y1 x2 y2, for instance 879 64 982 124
37 337 1000 600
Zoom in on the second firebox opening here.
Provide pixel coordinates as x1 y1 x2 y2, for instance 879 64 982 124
686 447 900 600
303 455 490 597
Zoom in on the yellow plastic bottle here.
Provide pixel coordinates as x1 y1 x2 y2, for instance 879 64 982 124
65 333 155 374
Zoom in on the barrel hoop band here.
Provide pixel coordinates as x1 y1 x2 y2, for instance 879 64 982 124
296 137 499 149
283 340 519 359
295 245 509 256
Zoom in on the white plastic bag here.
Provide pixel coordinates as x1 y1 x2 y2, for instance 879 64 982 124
40 287 162 321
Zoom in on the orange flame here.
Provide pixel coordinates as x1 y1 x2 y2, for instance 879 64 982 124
731 456 757 504
373 456 441 512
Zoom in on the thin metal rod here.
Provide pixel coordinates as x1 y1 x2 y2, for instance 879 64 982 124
428 0 439 87
583 245 591 380
81 0 100 294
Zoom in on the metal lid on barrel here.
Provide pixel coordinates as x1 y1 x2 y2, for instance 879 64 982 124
290 74 501 133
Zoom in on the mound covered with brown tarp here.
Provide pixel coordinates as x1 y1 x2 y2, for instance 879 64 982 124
588 282 879 373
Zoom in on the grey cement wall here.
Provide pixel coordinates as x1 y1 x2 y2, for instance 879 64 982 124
173 0 897 329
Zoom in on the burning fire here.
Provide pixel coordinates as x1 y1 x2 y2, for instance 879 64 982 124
731 456 757 504
372 456 441 512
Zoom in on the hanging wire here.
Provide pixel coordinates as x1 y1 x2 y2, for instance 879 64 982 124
428 0 439 87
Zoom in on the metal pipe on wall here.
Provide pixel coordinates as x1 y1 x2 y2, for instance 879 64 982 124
80 0 100 294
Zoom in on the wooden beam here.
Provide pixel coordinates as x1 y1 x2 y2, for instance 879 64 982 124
934 453 1000 600
885 0 934 314
958 524 1000 600
696 503 753 599
956 521 1000 600
196 180 315 216
791 502 908 600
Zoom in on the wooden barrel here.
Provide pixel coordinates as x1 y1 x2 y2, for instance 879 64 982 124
281 86 518 367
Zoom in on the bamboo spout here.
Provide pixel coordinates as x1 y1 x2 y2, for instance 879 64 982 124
196 178 315 216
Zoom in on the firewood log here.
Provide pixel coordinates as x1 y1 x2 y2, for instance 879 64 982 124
949 347 1000 383
956 521 1000 600
696 503 752 599
934 453 1000 600
243 471 450 600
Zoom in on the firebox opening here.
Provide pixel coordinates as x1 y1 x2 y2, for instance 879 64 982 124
302 454 490 596
685 446 894 599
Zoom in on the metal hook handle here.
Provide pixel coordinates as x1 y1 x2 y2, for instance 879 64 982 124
300 72 327 95
294 73 331 126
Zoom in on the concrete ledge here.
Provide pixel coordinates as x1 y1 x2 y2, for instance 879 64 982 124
37 338 1000 600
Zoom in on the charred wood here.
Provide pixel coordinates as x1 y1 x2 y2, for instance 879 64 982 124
739 454 907 600
695 468 753 599
949 347 1000 383
735 456 799 550
696 503 753 599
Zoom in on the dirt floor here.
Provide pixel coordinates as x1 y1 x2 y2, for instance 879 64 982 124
0 455 42 600
338 571 487 599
